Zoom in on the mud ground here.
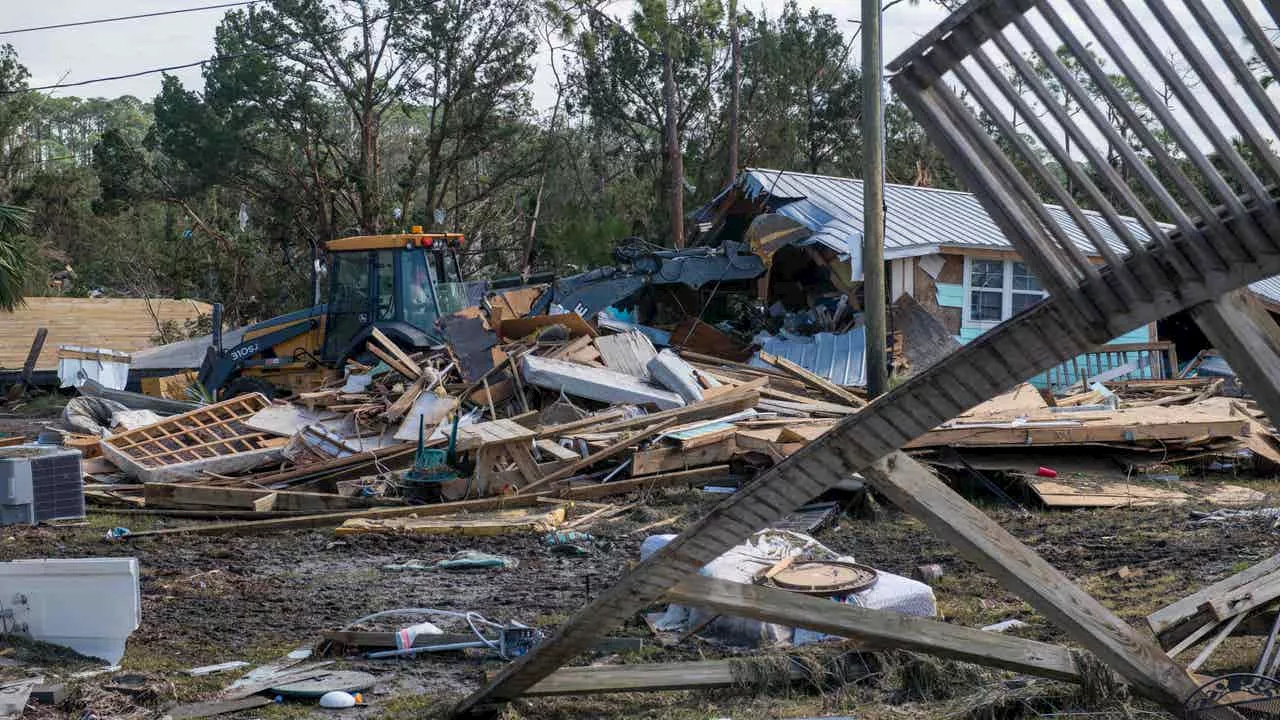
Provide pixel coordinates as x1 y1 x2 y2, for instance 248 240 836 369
3 400 1280 719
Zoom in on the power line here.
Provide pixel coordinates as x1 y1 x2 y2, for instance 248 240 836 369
0 2 259 36
1 14 388 95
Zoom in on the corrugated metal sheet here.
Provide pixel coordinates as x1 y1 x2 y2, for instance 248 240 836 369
749 327 866 387
1251 277 1280 306
724 168 1155 260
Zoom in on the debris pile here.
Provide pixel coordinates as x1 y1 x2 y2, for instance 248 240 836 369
5 309 1278 534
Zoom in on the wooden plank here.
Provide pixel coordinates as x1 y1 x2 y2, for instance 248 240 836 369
630 440 737 476
509 443 544 483
370 327 422 378
668 575 1081 683
905 415 1248 448
1148 553 1280 643
455 419 536 451
536 439 581 462
1161 573 1280 651
588 390 760 434
165 696 272 719
560 465 731 501
534 409 627 439
758 350 867 407
519 660 802 697
860 452 1198 704
1191 290 1280 435
367 344 420 380
1028 480 1190 508
336 506 565 537
520 419 678 494
1186 613 1246 672
122 493 549 539
141 484 395 512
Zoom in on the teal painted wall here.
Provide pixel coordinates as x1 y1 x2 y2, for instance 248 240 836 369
935 282 964 308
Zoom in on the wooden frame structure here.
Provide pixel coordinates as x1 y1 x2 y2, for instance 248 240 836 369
453 1 1280 714
101 393 283 482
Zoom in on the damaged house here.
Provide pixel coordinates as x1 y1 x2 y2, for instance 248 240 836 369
697 168 1280 388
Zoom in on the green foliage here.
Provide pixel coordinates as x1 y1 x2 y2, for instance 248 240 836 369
0 204 32 310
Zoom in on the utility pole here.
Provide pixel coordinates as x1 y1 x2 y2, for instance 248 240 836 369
862 0 888 397
663 40 685 249
726 0 740 187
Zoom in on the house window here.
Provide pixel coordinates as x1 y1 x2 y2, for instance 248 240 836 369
965 258 1046 324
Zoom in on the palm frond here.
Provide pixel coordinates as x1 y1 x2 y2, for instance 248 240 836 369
0 204 33 312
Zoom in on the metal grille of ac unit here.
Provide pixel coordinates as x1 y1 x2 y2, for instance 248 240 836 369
29 449 84 522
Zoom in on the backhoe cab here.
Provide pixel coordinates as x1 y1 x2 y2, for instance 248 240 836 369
198 231 469 397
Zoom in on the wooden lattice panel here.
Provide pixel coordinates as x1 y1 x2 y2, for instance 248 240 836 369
104 394 275 469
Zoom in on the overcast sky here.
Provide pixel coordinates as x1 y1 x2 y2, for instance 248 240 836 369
5 0 1276 154
4 0 952 108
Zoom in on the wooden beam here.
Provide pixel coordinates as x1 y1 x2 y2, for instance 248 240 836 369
630 440 737 476
367 344 420 380
587 390 760 434
559 465 732 501
519 660 804 697
758 350 867 407
668 574 1081 684
122 493 548 539
534 409 627 439
519 418 678 494
1147 553 1280 649
370 327 422 378
143 483 398 512
1190 290 1280 433
860 452 1197 704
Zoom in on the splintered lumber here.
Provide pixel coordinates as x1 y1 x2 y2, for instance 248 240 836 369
905 404 1249 448
100 393 282 482
385 373 430 422
455 418 536 452
1191 290 1280 433
758 350 867 407
520 418 678 494
518 660 803 697
367 344 420 380
336 506 566 537
121 493 549 539
668 575 1081 683
560 465 732 501
588 389 760 434
630 440 737 476
861 452 1197 703
1147 553 1280 649
143 484 397 512
535 409 627 439
522 355 684 410
370 327 422 379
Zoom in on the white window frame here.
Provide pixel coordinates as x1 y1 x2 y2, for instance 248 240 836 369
961 256 1048 331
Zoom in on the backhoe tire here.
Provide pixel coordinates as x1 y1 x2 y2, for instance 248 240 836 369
223 376 277 401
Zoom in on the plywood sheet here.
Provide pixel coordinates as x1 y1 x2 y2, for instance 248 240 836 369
1 297 211 370
1029 480 1190 508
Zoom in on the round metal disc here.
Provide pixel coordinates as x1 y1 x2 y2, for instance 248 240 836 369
269 671 377 698
764 561 878 595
